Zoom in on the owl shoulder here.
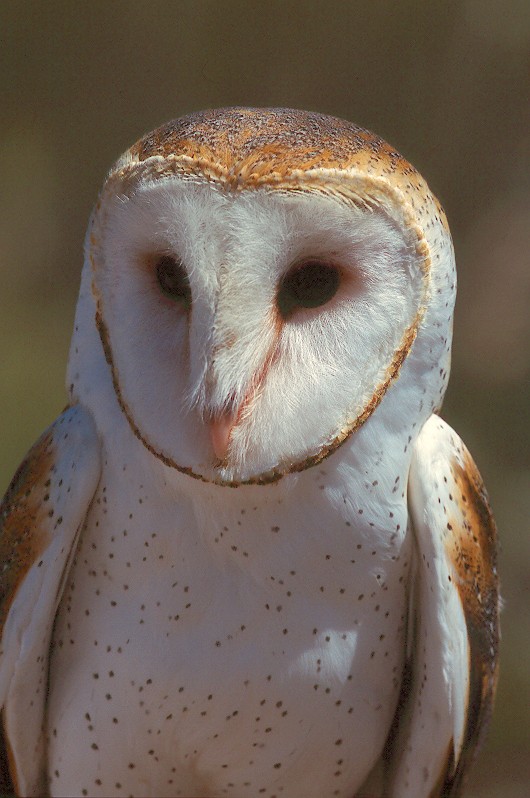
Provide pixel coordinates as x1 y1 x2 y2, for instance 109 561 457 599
1 404 101 639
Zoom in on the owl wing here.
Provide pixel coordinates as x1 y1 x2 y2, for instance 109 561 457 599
0 404 101 797
382 414 499 798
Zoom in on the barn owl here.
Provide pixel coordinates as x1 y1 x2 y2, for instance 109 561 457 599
0 108 499 798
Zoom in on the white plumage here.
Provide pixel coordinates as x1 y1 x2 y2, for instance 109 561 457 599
0 108 499 798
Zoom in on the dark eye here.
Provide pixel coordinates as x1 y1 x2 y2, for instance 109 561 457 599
277 260 340 317
155 255 191 306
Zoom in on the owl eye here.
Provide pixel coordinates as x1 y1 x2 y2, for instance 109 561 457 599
278 260 340 317
155 255 191 306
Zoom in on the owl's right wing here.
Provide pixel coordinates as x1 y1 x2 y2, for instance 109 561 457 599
0 404 101 796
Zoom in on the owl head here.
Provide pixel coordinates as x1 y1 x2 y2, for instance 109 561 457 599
68 108 455 486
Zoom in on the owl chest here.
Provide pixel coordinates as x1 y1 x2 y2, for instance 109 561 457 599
48 481 411 797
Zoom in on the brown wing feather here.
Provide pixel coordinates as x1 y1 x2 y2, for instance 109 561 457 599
0 427 56 638
438 449 500 796
383 415 500 798
0 429 58 796
0 406 100 795
0 714 15 797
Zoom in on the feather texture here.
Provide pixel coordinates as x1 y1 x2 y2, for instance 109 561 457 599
385 415 499 797
0 406 100 795
0 109 498 797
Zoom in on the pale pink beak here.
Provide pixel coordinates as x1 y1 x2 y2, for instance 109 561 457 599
209 413 237 461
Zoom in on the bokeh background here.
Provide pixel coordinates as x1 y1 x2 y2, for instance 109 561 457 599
1 2 528 795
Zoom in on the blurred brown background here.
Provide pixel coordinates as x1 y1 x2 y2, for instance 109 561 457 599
1 2 528 795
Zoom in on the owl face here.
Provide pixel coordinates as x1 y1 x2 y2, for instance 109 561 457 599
71 109 454 485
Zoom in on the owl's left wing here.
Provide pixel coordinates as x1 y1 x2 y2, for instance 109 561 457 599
0 405 101 796
383 414 499 798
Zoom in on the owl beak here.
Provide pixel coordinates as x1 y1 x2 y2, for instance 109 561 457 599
209 412 237 461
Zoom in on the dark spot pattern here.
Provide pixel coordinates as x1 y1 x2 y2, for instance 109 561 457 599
45 437 414 797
